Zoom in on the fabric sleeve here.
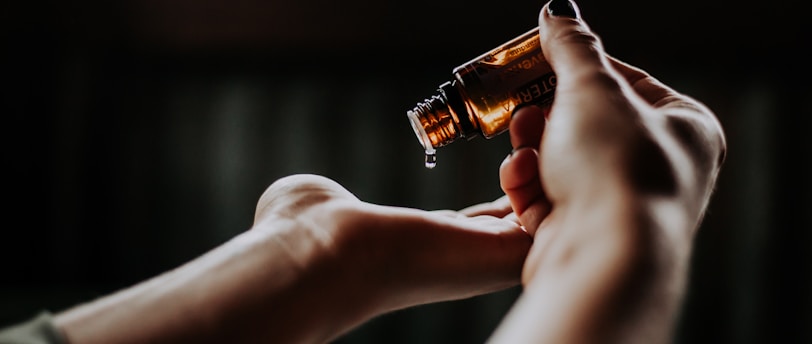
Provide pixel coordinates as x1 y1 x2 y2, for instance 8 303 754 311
0 311 68 344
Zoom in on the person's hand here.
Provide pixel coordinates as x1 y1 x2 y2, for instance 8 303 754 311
249 174 531 341
54 174 531 344
491 0 726 342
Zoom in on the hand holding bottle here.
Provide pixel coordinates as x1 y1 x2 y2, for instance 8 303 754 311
4 1 727 343
492 0 726 342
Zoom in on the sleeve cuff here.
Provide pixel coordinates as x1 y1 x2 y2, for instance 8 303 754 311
0 311 69 344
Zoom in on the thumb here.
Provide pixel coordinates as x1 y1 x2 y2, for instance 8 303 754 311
540 0 609 90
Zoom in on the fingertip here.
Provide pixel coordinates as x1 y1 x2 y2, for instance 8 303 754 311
544 0 579 19
509 105 548 150
499 146 550 237
538 0 607 82
499 147 539 192
499 147 542 211
502 212 520 225
458 195 513 218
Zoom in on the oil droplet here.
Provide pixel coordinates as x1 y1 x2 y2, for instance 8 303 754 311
424 150 437 169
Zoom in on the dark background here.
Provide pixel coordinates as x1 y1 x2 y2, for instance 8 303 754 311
2 0 810 343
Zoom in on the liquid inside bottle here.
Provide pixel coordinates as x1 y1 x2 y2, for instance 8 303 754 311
407 27 556 168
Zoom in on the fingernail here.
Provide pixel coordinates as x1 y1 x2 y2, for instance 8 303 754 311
548 0 577 18
511 103 541 118
511 146 535 156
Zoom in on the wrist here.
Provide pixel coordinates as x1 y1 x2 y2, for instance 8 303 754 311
53 206 377 344
210 207 378 343
250 200 392 342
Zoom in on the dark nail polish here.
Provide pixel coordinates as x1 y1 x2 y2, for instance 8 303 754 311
510 103 530 118
548 0 577 18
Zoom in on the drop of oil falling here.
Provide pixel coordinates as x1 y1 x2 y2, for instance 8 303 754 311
424 150 437 169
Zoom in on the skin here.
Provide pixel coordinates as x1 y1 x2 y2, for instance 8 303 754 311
53 177 532 344
51 0 726 343
491 1 725 343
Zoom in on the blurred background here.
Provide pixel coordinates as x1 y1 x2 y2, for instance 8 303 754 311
2 0 810 343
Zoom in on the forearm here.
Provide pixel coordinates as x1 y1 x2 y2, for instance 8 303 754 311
54 217 368 344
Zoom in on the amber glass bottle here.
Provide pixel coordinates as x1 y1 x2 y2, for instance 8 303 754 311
407 27 556 166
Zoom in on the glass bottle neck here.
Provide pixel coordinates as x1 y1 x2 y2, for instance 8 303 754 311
407 81 476 151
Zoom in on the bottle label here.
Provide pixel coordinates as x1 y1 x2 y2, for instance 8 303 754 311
509 72 556 106
454 28 556 138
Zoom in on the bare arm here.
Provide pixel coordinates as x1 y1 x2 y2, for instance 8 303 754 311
54 175 532 344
